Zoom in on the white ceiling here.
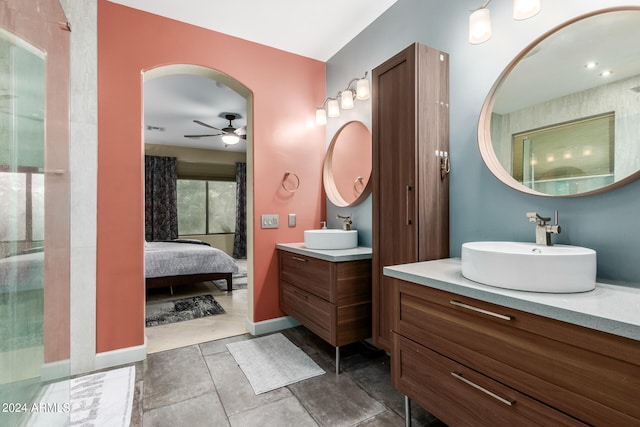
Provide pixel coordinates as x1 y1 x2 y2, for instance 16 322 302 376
493 11 640 114
144 73 248 152
108 0 398 62
112 0 398 151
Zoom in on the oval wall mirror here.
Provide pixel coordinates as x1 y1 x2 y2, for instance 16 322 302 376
323 121 372 207
478 7 640 197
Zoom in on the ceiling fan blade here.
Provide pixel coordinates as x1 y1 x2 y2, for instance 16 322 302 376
193 120 222 131
234 126 246 136
184 133 221 138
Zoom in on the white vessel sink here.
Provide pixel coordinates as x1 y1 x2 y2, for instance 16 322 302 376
304 229 358 250
461 241 596 293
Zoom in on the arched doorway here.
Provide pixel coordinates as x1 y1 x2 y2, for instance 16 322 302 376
142 64 253 351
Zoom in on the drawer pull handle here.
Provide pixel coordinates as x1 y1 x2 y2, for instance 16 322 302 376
450 300 513 321
291 256 307 262
451 372 514 407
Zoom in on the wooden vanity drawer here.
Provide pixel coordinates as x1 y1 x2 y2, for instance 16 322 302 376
393 334 587 427
394 279 640 426
279 252 333 301
280 281 335 343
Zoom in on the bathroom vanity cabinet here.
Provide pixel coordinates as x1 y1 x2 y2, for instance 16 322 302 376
277 247 372 371
371 42 450 352
391 278 640 426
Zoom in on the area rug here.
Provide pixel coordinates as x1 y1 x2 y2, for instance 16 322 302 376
27 366 135 427
145 294 225 327
212 267 247 291
226 333 325 395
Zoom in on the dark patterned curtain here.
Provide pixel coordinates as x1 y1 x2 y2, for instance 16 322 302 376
233 162 247 259
145 155 178 241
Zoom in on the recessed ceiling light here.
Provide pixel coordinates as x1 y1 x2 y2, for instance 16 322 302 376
600 70 613 77
584 61 598 69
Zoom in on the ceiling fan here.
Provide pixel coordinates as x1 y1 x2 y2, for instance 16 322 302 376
184 113 246 145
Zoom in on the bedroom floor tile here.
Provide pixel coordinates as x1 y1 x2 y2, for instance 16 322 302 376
134 326 446 426
145 286 248 354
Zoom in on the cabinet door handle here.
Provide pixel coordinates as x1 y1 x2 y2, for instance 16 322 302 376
451 372 514 407
405 185 412 225
450 300 513 321
291 256 307 262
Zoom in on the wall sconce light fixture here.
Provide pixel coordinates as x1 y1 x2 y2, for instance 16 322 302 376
316 72 370 125
469 0 541 45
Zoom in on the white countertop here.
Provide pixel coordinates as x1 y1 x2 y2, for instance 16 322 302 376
384 258 640 341
276 242 372 262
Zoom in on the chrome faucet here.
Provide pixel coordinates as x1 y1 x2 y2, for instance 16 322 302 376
527 211 561 246
336 214 352 231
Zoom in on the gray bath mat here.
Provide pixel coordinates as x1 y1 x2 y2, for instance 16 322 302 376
226 333 325 394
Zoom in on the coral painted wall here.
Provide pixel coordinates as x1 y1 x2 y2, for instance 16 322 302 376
97 0 326 352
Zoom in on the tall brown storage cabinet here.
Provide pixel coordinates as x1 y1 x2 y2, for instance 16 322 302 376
372 43 450 351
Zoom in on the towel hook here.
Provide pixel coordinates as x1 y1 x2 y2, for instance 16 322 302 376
282 171 300 193
354 176 364 194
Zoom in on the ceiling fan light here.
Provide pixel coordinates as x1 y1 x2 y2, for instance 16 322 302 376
316 108 327 125
341 90 354 109
356 78 370 100
222 134 240 145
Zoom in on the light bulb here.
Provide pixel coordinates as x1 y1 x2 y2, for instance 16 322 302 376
469 8 492 44
327 99 340 117
356 79 370 100
316 108 327 125
222 134 240 145
513 0 541 20
341 90 354 109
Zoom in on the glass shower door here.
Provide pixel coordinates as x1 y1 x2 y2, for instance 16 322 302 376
0 1 71 425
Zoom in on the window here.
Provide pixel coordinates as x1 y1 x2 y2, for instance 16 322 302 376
512 113 614 195
177 179 236 235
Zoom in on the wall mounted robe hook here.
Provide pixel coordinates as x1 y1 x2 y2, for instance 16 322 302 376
282 171 300 193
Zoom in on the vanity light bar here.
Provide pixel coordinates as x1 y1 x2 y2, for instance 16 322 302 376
316 72 370 125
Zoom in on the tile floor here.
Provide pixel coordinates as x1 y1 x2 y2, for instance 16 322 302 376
130 326 447 427
145 259 249 354
145 286 249 354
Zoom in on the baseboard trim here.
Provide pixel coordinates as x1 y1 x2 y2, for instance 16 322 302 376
94 339 147 371
246 316 300 336
41 359 71 382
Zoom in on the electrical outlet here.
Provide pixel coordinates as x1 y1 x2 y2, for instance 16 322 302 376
288 213 296 227
261 214 279 229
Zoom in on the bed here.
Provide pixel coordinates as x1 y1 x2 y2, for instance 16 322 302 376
0 250 44 293
145 240 239 293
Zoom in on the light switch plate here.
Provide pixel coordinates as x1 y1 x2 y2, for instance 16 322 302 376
261 214 279 229
288 213 296 227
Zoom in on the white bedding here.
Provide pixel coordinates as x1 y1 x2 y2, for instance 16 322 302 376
144 241 238 278
0 251 44 292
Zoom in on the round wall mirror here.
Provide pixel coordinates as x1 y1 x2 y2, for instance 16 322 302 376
323 121 372 207
478 7 640 197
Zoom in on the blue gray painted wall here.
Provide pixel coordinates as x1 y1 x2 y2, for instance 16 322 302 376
325 0 640 284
